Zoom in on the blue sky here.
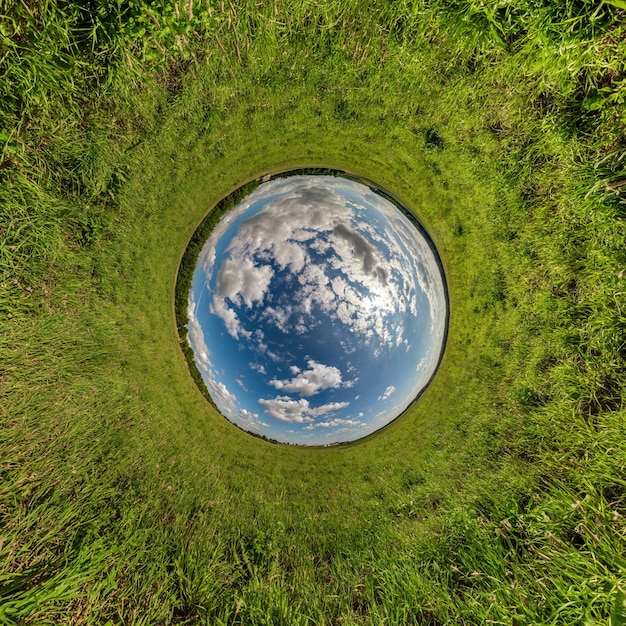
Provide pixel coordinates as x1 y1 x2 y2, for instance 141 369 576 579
187 175 447 445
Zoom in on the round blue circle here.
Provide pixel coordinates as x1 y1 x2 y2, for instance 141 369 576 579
187 173 447 445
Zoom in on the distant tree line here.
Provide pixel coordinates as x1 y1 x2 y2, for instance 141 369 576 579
174 179 260 410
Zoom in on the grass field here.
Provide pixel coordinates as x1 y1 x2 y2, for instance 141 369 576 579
1 1 625 624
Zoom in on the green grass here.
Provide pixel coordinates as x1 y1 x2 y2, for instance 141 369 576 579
1 0 625 624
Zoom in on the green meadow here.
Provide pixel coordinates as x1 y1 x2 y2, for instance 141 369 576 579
1 1 625 623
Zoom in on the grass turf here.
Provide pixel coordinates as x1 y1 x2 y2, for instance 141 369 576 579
1 1 625 623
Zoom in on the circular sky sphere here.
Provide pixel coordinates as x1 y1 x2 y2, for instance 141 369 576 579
186 172 447 445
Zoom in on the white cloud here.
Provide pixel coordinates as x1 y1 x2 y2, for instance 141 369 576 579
258 397 312 423
272 240 306 273
262 305 293 333
187 297 269 433
213 381 236 406
265 349 281 362
217 257 274 307
250 362 266 375
199 176 436 350
210 258 273 339
331 222 388 285
186 292 213 375
188 175 448 444
199 174 446 343
258 395 349 423
210 296 251 340
378 385 396 401
238 408 269 432
269 359 344 396
303 417 365 430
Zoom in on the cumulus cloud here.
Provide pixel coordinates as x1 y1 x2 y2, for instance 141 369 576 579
210 296 250 340
332 222 388 285
200 176 434 350
378 385 396 401
303 417 365 430
213 381 236 407
216 258 274 308
210 258 273 339
186 292 213 375
238 408 269 432
197 175 446 349
269 359 345 396
187 294 266 432
187 175 448 444
258 396 349 423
